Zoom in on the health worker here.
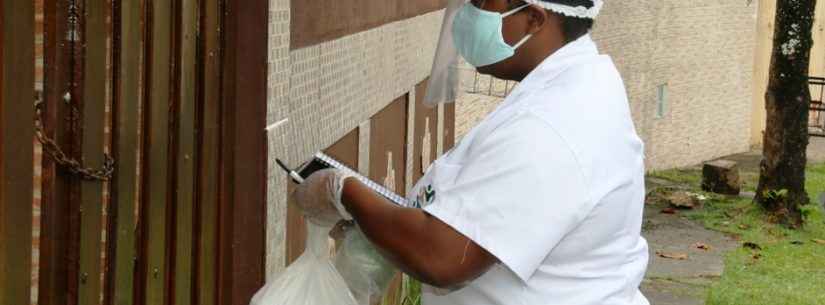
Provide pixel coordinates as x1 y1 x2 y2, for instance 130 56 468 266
293 1 650 305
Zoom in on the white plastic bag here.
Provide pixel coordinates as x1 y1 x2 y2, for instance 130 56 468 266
334 225 398 305
250 223 359 305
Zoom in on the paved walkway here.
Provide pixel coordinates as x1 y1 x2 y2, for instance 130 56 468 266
640 180 738 305
640 137 825 305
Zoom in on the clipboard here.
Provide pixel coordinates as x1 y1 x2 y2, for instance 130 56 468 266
276 152 409 207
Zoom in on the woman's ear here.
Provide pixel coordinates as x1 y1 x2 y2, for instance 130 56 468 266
525 5 549 35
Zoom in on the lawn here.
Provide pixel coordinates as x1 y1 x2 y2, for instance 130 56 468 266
652 163 825 305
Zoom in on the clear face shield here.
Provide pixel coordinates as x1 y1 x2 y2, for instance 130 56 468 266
422 0 468 107
422 0 603 107
423 0 530 107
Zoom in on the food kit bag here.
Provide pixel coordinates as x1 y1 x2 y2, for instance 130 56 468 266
250 223 359 305
334 225 397 305
250 222 396 305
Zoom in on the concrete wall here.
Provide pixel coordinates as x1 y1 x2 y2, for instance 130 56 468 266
265 0 445 278
456 0 758 171
751 0 825 145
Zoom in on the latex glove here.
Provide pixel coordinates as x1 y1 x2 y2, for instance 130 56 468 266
292 168 354 227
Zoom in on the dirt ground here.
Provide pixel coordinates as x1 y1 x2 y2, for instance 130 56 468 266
639 137 825 305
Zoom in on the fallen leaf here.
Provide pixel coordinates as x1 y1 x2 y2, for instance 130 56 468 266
813 239 825 245
656 251 688 260
743 242 762 250
693 242 712 251
661 207 677 214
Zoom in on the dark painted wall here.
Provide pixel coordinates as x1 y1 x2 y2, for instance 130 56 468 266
291 0 448 49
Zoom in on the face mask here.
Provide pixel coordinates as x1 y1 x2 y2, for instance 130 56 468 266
452 2 533 68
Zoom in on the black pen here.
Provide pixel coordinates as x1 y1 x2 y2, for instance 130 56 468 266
276 158 305 184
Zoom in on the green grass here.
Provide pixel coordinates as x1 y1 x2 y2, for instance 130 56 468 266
656 163 825 305
400 277 422 305
649 167 704 188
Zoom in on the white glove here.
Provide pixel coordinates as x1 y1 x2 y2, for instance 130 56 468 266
292 168 355 227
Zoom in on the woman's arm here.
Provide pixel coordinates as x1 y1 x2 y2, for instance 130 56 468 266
341 177 496 289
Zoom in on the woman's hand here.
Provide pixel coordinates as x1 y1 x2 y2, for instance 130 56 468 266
341 179 497 289
291 169 354 227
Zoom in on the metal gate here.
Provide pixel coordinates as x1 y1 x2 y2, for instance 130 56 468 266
1 1 268 305
810 76 825 137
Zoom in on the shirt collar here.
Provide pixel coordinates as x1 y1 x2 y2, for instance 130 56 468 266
504 34 599 103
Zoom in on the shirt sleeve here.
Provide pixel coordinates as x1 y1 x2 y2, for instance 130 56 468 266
423 112 592 282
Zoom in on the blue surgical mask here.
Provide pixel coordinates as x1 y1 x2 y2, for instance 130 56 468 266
452 3 533 67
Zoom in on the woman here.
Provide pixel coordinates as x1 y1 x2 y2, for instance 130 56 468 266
295 1 650 304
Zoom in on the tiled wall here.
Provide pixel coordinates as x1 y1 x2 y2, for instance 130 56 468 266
265 4 444 278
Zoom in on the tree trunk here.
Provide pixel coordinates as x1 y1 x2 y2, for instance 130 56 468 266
755 0 817 228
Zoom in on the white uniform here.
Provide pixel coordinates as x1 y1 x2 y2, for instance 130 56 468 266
408 35 650 305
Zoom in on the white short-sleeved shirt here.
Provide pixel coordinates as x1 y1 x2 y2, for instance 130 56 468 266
407 35 649 305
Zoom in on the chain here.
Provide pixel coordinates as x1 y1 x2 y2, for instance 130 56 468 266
33 0 114 181
35 99 114 181
67 1 80 42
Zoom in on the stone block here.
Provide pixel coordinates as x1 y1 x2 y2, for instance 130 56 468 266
701 160 741 195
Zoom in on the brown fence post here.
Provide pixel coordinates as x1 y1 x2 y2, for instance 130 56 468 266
107 0 143 304
0 1 35 305
39 1 77 305
76 0 110 304
195 0 222 304
218 1 268 305
138 0 175 304
172 0 199 304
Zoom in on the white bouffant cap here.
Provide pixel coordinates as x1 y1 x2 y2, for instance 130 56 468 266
522 0 603 19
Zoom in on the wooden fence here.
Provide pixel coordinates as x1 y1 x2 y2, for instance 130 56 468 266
0 1 269 305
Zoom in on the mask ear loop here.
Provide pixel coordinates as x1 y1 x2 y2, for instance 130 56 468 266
513 33 533 49
503 3 534 49
501 3 532 17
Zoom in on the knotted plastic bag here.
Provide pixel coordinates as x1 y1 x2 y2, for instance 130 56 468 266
250 223 359 305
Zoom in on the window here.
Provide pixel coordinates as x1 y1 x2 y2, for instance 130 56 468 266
656 83 668 119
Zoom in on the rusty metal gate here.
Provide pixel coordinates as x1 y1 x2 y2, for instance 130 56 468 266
1 1 269 305
809 76 825 137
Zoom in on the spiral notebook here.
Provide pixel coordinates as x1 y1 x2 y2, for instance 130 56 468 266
282 152 409 207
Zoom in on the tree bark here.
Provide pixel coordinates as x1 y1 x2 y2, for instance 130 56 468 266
756 0 817 227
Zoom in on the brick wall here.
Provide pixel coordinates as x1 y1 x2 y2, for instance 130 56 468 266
456 0 757 171
32 2 44 304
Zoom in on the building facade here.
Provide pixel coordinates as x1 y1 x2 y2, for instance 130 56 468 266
458 0 759 171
